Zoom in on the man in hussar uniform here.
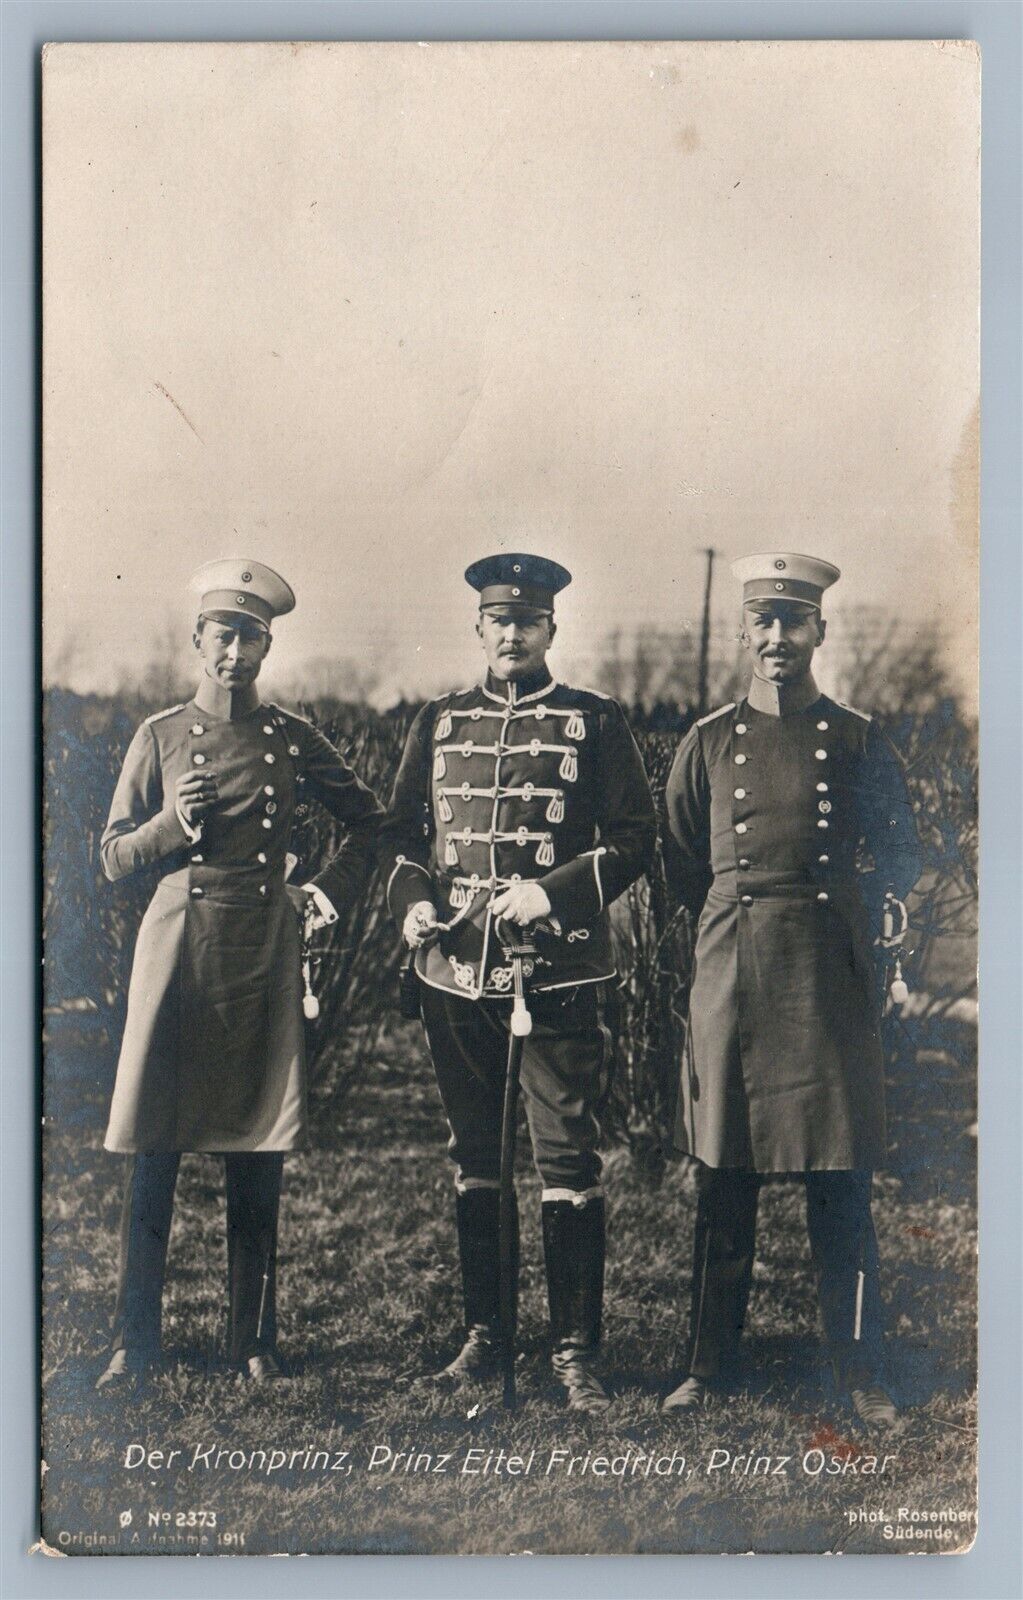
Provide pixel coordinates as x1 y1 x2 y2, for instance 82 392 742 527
662 553 922 1426
381 554 656 1412
96 560 383 1387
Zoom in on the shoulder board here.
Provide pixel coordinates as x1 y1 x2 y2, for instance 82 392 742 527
696 702 736 727
567 684 612 701
267 702 312 726
145 703 186 724
836 701 873 723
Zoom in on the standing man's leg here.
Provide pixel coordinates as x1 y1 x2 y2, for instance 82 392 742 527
225 1151 285 1376
805 1170 895 1424
663 1167 760 1410
419 985 511 1377
520 986 611 1412
98 1151 181 1387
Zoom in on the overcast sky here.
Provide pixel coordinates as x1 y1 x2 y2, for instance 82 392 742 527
43 40 978 705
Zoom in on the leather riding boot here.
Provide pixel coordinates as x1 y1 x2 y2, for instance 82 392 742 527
542 1193 610 1412
433 1185 513 1381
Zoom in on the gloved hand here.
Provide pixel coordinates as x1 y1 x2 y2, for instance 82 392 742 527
403 900 440 949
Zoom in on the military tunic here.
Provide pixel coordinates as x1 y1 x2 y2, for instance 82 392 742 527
380 667 656 1190
665 682 922 1172
382 670 656 999
101 690 382 1153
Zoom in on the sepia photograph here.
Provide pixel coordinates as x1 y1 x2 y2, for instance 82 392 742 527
40 38 979 1556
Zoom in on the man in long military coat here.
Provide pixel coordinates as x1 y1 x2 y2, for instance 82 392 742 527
380 554 656 1411
662 553 922 1427
95 560 383 1386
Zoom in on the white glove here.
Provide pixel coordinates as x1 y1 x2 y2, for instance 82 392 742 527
489 881 552 926
403 900 439 949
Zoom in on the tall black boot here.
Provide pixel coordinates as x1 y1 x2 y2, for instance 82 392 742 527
542 1194 610 1413
434 1185 515 1381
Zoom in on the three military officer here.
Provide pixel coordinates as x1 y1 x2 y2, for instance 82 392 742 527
96 560 383 1387
380 554 657 1411
662 553 922 1425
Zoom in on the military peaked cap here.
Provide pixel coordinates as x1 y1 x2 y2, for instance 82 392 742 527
189 558 296 631
465 553 572 613
731 552 840 610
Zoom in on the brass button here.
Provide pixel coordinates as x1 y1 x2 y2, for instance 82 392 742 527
289 745 300 757
738 857 751 869
190 853 203 864
817 891 829 902
818 819 829 830
259 884 267 896
735 822 748 835
190 886 204 898
819 853 830 864
192 753 206 766
263 724 274 735
264 753 275 765
817 720 829 731
817 782 829 793
740 894 754 906
819 800 832 814
191 723 204 736
264 784 275 796
735 722 747 735
262 818 273 830
734 753 747 766
815 749 827 761
257 852 267 863
734 787 747 799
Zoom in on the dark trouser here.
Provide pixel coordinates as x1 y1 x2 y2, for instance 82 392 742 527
419 982 611 1189
111 1152 284 1365
686 1168 884 1389
420 983 611 1352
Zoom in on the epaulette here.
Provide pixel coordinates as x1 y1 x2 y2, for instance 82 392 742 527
696 702 736 727
836 701 873 723
145 703 186 724
268 702 312 727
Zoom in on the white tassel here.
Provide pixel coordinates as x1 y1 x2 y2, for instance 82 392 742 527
560 749 578 783
435 709 452 741
536 835 555 867
546 793 565 824
433 749 446 780
445 835 458 867
566 711 585 741
438 793 453 823
890 957 909 1005
302 957 320 1020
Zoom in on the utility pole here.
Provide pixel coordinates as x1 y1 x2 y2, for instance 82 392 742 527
697 547 715 717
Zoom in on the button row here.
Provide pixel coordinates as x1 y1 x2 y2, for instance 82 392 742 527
739 890 830 905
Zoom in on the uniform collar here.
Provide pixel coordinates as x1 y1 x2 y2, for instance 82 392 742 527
193 676 261 721
482 667 555 705
746 670 821 718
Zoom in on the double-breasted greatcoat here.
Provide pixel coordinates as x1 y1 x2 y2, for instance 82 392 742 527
664 680 922 1172
101 688 382 1154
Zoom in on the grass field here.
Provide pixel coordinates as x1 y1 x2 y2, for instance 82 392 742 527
41 1018 976 1558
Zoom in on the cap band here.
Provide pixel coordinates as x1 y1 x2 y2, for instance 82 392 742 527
742 577 823 607
200 590 274 627
478 583 555 612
